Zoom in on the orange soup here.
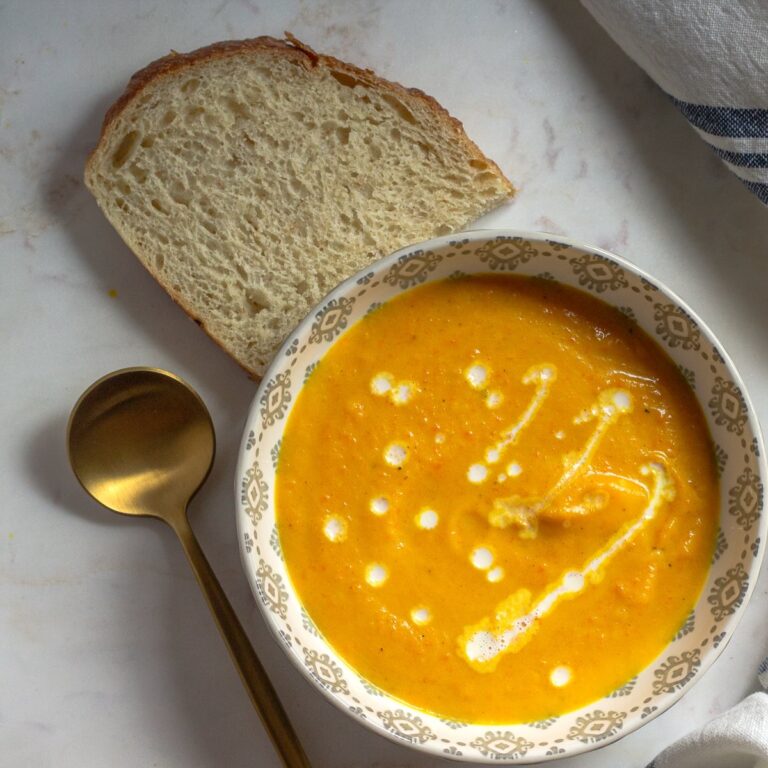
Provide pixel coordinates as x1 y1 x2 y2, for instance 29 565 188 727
276 274 718 723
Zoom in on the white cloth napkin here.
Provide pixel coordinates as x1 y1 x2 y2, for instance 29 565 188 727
648 657 768 768
582 0 768 204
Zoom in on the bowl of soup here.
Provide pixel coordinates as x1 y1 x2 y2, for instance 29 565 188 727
236 231 766 762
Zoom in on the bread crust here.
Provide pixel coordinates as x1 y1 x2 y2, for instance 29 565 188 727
86 34 514 195
85 35 514 378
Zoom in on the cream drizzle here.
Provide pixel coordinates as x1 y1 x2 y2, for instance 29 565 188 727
384 442 408 467
458 462 675 672
467 364 556 485
550 666 572 687
489 388 633 536
323 515 347 542
411 606 432 625
465 363 489 390
494 364 557 452
371 372 416 406
365 563 389 587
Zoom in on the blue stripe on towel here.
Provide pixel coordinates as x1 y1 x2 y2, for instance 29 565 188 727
739 180 768 204
672 98 768 138
713 148 768 168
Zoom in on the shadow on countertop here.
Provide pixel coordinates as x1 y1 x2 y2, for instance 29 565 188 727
30 92 282 767
35 92 427 768
541 0 768 348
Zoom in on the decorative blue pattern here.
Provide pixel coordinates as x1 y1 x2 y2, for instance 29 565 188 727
667 98 768 203
713 149 768 168
671 99 768 138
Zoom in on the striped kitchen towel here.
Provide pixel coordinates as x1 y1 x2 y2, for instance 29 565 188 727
582 0 768 204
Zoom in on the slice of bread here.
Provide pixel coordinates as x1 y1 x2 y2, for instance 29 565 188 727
85 36 514 376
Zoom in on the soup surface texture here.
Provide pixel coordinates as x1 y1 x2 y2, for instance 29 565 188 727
276 274 718 723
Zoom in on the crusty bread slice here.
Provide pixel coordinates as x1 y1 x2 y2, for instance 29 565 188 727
85 36 514 376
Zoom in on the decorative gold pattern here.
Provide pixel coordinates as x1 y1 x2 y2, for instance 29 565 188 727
674 612 695 640
714 443 728 477
654 303 701 350
619 306 637 321
270 439 282 469
241 464 268 525
301 607 319 637
260 371 292 427
570 253 628 292
708 563 748 621
678 365 696 389
269 525 282 558
609 676 637 697
304 648 349 694
475 237 536 271
384 250 442 288
255 560 288 619
567 710 625 743
308 297 355 344
712 527 728 562
360 677 385 697
652 650 701 694
377 709 436 744
470 731 534 759
709 377 748 435
729 467 763 531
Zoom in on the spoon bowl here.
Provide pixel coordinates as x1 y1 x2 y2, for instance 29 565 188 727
68 368 214 519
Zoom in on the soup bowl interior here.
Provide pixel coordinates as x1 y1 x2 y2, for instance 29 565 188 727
236 231 766 763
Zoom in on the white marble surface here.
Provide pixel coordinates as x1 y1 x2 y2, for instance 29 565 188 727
2 1 767 766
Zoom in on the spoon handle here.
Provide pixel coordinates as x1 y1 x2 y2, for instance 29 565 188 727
172 514 311 768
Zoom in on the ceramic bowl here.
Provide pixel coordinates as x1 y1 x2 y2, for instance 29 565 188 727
236 230 766 763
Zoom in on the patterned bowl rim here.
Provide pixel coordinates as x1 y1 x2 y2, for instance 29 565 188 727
235 228 768 762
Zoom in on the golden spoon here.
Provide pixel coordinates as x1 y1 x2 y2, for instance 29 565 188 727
67 367 310 768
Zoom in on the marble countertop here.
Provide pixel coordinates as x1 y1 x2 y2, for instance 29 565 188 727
2 1 767 766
